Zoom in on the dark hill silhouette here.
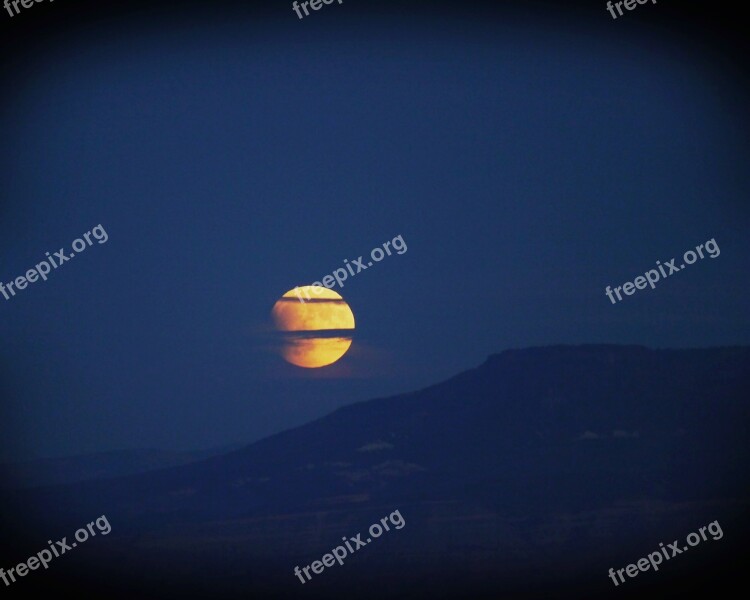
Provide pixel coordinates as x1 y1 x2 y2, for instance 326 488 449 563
2 345 748 599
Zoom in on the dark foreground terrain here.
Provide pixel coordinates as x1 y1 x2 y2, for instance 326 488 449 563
1 345 748 599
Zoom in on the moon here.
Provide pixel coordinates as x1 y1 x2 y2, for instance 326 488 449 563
271 287 355 368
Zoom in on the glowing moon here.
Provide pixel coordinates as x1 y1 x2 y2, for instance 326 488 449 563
271 287 355 368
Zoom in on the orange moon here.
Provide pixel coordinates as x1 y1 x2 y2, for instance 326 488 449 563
271 287 355 368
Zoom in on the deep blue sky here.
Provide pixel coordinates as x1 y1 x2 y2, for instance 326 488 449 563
1 5 748 458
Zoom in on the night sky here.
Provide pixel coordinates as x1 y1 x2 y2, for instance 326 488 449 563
1 1 748 459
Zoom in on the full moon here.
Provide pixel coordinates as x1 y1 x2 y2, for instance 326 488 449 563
271 287 355 368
